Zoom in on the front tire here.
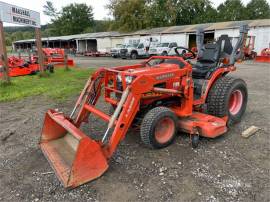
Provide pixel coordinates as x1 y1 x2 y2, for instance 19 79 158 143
140 107 177 149
130 52 138 59
161 51 168 56
206 76 248 126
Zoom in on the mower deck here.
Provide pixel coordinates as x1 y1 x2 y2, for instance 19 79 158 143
178 112 227 138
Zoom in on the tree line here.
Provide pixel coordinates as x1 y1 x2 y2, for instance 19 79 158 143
4 0 270 45
108 0 270 31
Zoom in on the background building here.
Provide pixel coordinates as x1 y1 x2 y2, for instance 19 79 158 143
13 19 270 54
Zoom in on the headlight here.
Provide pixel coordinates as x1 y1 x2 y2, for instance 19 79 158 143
117 74 122 81
125 76 134 84
117 74 135 84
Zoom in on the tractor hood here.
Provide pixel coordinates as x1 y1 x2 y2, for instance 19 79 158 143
112 63 182 85
119 63 182 76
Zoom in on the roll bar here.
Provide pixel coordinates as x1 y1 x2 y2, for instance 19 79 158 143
229 24 249 65
195 24 249 65
196 27 204 58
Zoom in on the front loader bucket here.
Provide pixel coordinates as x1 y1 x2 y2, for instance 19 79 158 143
39 109 108 188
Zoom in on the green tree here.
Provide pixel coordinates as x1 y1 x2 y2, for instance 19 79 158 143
43 1 59 19
246 0 270 19
22 31 35 39
174 0 217 25
217 0 246 21
45 3 94 35
5 35 12 46
143 0 217 27
107 0 147 32
192 3 218 24
144 0 176 27
92 20 113 32
11 31 24 41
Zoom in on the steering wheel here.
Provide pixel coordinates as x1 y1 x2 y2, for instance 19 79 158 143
174 46 196 59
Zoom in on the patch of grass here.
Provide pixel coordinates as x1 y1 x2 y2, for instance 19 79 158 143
0 68 95 102
6 46 13 54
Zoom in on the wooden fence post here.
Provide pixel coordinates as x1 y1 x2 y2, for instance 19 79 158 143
0 21 10 84
64 50 69 71
35 28 46 76
28 49 31 62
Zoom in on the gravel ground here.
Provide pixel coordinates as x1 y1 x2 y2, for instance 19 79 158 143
73 56 144 68
0 60 269 202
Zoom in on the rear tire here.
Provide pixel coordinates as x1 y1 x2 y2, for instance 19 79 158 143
206 76 248 126
140 107 177 149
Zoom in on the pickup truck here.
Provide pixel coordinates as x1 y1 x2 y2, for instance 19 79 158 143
110 44 127 58
149 42 178 56
120 43 150 59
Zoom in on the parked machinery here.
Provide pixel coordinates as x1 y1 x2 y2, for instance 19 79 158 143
120 43 150 59
255 48 270 63
243 36 257 60
149 42 178 56
39 25 249 188
0 56 41 77
32 48 75 66
110 44 127 58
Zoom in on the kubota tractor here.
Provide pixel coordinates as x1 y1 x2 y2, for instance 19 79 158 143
40 25 249 188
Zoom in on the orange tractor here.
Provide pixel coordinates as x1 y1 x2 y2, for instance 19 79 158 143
40 25 249 188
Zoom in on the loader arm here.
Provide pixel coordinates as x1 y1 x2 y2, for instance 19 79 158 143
104 75 155 157
39 71 156 188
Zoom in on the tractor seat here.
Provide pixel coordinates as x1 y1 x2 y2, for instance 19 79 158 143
192 62 218 78
192 43 220 79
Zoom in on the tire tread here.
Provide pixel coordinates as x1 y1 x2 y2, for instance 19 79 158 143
140 107 175 148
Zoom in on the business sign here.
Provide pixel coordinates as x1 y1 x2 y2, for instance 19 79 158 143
0 1 40 27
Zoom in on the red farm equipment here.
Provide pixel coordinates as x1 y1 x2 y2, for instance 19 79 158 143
39 25 249 188
32 48 75 66
255 48 270 63
0 56 40 77
84 50 111 57
243 36 256 60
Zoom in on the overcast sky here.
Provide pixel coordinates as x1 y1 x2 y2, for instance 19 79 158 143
1 0 267 26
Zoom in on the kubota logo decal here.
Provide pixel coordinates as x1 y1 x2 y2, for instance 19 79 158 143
156 73 174 80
